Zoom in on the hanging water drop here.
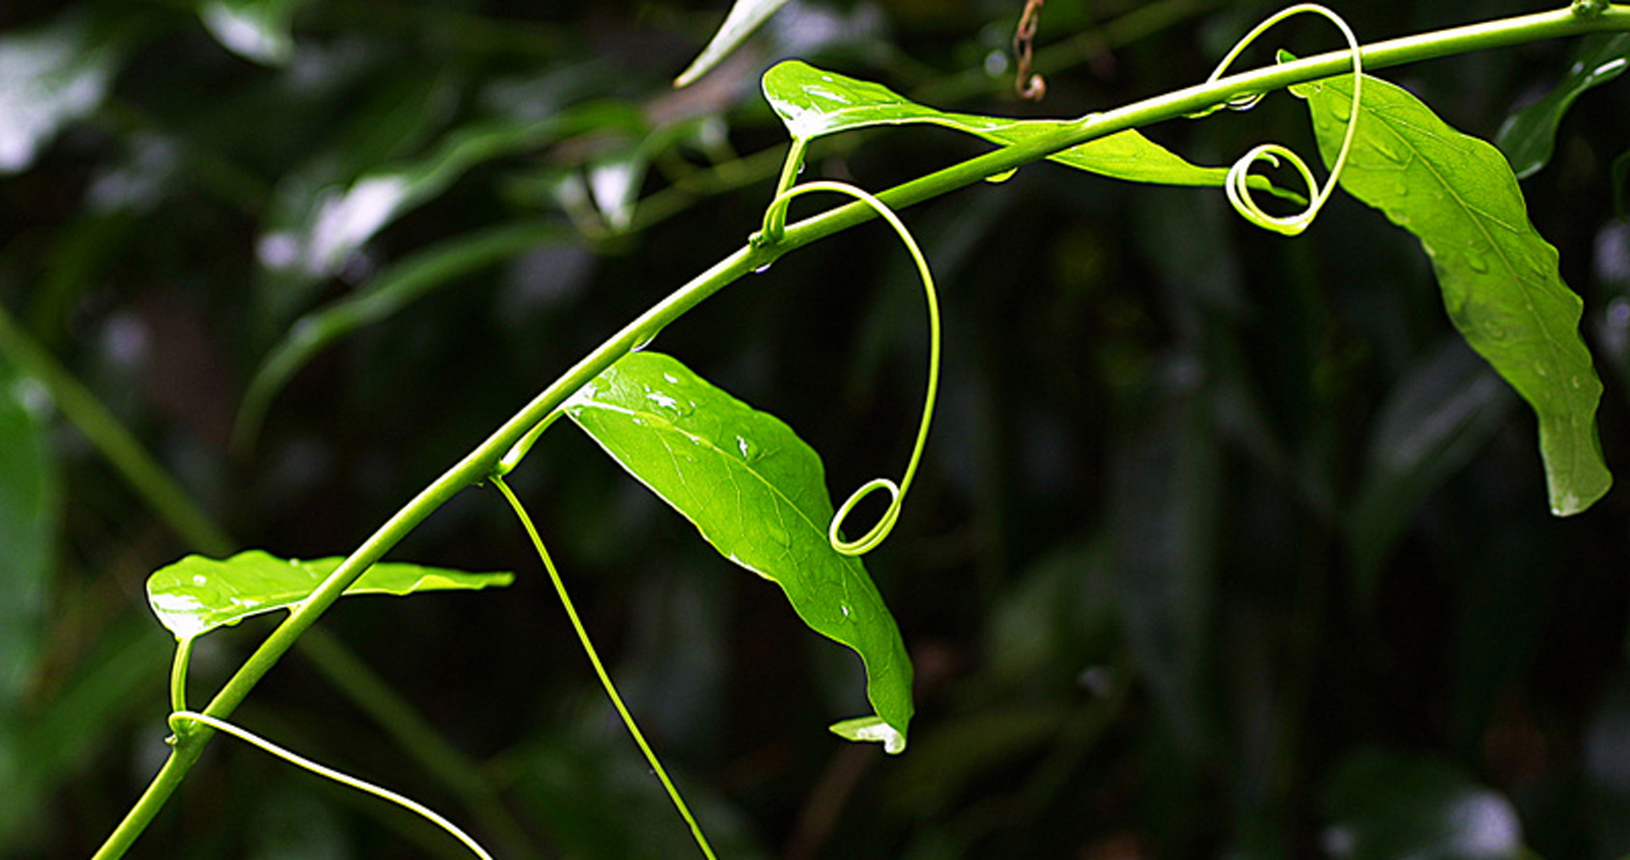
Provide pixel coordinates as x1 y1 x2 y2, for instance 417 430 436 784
984 168 1018 184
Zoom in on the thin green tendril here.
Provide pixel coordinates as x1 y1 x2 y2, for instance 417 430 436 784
1192 3 1363 236
489 475 718 860
758 180 941 557
167 711 494 860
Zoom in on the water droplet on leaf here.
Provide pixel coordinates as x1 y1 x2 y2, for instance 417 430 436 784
984 168 1017 184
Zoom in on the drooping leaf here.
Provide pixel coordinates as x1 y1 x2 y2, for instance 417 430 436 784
761 60 1293 194
0 358 58 708
1496 34 1630 179
563 351 913 752
146 550 513 643
1323 749 1528 860
197 0 309 66
0 14 123 174
674 0 789 87
1293 71 1612 515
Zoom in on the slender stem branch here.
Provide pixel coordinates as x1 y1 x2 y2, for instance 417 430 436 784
93 5 1630 856
491 476 717 859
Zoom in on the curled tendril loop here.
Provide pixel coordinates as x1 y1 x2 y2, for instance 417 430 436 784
757 180 941 558
1196 3 1363 236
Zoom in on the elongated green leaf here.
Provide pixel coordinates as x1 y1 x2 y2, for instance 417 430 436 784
147 550 513 642
564 351 912 752
0 359 58 709
674 0 789 87
237 222 563 446
762 60 1282 192
1496 34 1630 179
1293 71 1612 515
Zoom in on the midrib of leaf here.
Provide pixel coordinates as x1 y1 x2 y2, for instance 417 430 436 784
573 398 831 560
1371 106 1576 391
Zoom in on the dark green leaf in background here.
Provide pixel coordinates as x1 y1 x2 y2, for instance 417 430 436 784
564 351 913 752
146 550 513 643
0 358 58 709
1496 34 1630 179
1293 71 1612 515
1323 750 1528 860
0 13 123 174
196 0 309 66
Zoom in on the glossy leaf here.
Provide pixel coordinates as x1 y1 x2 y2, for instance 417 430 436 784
0 359 58 707
197 0 308 66
762 60 1285 193
1293 71 1612 515
674 0 789 87
564 351 913 752
1496 34 1630 179
146 550 513 643
1323 749 1527 860
0 14 122 174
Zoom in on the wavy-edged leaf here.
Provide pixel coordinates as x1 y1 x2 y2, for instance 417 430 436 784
1496 34 1630 179
0 14 123 174
146 550 513 642
197 0 308 66
1293 71 1611 515
762 60 1288 193
564 351 912 752
674 0 789 87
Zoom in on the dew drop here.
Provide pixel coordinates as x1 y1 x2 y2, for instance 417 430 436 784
1466 255 1491 274
735 435 761 461
984 168 1018 184
753 262 774 274
192 574 208 587
1534 363 1549 377
1571 375 1586 389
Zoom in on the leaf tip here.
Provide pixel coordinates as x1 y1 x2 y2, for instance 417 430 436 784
829 715 907 754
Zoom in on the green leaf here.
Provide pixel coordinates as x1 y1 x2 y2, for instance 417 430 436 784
674 0 790 87
1496 34 1630 179
146 550 513 643
1324 749 1527 860
197 0 309 66
1292 71 1612 515
563 351 913 752
761 60 1289 193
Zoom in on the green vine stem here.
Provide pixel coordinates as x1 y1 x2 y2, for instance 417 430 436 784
93 6 1630 857
167 711 493 860
1191 3 1364 236
489 475 718 860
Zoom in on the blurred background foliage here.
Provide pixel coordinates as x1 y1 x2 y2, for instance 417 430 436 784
2 0 1629 857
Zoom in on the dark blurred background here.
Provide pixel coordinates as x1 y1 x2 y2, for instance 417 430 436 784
3 0 1629 857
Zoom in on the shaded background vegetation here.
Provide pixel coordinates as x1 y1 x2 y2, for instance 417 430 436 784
3 0 1629 857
